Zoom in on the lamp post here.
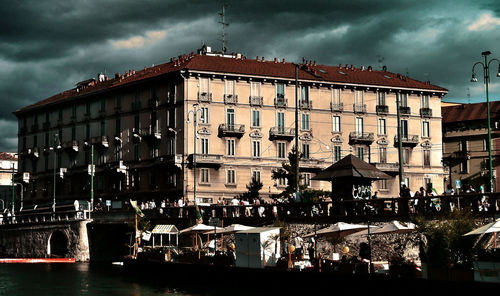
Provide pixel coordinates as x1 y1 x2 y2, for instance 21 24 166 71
187 104 204 208
52 134 60 216
471 51 500 192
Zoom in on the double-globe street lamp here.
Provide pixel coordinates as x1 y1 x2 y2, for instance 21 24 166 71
471 51 500 193
187 103 205 220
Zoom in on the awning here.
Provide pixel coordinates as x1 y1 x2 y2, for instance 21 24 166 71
152 224 179 234
312 154 390 181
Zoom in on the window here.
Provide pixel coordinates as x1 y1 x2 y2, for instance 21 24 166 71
277 177 288 187
252 110 260 127
378 179 388 190
332 116 341 133
378 118 386 135
302 143 310 159
199 78 209 94
484 139 490 151
423 177 432 190
201 138 209 155
355 117 364 135
252 170 261 183
460 160 468 173
167 138 175 155
227 139 235 156
85 103 90 115
134 115 140 131
277 142 286 159
134 143 140 161
251 82 261 97
100 98 106 112
301 113 310 130
151 110 158 133
421 95 429 108
197 107 208 124
422 121 430 138
226 108 235 129
71 127 76 141
58 109 63 121
355 90 364 105
333 146 342 162
400 119 408 138
226 169 236 185
379 146 387 163
403 177 410 187
276 83 285 99
377 92 386 105
200 168 210 183
115 95 121 110
302 173 311 187
300 86 309 102
277 112 285 131
115 144 122 161
252 140 261 158
33 135 38 147
115 118 121 136
400 93 408 107
333 89 341 104
402 148 411 165
423 149 431 167
459 140 467 152
100 121 105 137
150 142 159 158
72 105 76 118
225 80 235 96
357 146 364 161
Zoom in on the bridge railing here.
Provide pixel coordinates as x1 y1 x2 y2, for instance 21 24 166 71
140 193 500 222
0 209 90 225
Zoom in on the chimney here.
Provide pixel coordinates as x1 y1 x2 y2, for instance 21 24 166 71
303 57 306 64
345 64 349 68
282 58 285 63
262 56 265 62
256 56 259 61
339 64 342 69
313 61 317 66
361 66 365 71
368 66 372 72
274 58 277 63
350 64 354 70
115 72 120 79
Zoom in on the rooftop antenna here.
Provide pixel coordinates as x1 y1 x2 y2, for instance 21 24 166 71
219 4 230 54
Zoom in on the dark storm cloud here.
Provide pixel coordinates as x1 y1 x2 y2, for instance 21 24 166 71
0 0 499 151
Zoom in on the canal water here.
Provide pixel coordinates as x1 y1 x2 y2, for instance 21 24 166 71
0 263 195 296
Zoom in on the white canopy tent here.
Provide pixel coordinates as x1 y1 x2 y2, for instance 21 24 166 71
350 221 416 236
151 224 180 247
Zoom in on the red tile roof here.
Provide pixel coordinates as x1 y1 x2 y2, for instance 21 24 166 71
442 101 500 123
16 53 448 114
0 152 17 161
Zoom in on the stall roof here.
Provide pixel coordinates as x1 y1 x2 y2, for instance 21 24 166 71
152 224 179 234
312 154 390 181
236 227 281 234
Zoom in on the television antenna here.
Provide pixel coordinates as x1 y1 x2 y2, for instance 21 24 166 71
219 4 230 54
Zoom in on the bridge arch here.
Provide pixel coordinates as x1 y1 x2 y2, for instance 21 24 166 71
47 230 69 257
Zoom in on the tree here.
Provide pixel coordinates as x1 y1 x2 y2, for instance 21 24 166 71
239 177 263 201
271 146 306 199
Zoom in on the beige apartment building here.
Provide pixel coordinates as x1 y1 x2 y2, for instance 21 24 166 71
0 152 17 209
14 46 447 205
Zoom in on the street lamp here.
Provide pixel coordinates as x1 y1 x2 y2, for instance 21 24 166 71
52 134 61 216
187 104 204 212
471 51 500 192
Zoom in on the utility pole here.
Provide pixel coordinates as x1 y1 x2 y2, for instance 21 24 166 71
295 64 300 198
396 93 404 195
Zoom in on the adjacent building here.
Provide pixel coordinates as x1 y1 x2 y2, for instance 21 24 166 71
14 46 448 206
0 152 17 209
442 102 500 191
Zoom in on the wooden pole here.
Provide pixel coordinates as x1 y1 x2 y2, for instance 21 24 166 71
221 220 224 250
495 232 497 249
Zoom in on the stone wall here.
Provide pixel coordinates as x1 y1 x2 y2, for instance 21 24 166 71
0 220 91 261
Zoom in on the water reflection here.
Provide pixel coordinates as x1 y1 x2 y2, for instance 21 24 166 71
0 263 191 296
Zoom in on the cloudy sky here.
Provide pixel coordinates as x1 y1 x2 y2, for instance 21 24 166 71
1 0 500 151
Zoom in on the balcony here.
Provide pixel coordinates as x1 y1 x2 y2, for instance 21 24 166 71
394 134 419 147
269 126 295 141
376 105 389 115
274 97 288 108
224 94 238 104
399 106 411 116
187 154 222 170
131 128 142 143
348 132 374 145
249 96 263 106
299 100 313 110
300 158 325 173
139 126 161 141
371 162 399 175
197 92 212 103
453 150 470 159
90 136 109 149
420 108 432 117
62 140 79 153
218 124 245 139
353 104 367 113
330 102 344 112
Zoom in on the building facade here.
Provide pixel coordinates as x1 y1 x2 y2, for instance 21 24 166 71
15 46 447 205
0 152 17 209
442 102 500 192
